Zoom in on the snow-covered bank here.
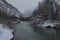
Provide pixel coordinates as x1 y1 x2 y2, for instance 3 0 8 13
0 24 14 40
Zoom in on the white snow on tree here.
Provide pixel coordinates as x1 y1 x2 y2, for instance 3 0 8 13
0 0 22 20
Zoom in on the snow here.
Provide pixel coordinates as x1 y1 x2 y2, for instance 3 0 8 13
0 24 13 40
15 14 19 18
20 21 24 23
42 20 56 27
42 23 55 27
0 0 20 19
37 20 56 28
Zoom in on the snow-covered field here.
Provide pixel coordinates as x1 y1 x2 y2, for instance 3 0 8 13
0 24 13 40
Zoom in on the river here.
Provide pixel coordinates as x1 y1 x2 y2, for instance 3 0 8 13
13 21 54 40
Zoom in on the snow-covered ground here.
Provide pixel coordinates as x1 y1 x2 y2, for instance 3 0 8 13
37 20 56 28
0 24 13 40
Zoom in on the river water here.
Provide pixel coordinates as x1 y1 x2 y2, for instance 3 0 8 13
13 22 55 40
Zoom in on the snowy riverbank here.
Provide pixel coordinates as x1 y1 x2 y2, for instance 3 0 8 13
0 24 14 40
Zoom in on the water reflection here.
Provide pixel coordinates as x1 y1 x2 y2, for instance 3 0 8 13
13 21 56 40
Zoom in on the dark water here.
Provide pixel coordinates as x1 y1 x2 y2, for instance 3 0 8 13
13 22 55 40
56 29 60 40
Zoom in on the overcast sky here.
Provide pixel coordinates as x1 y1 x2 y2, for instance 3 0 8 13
6 0 42 13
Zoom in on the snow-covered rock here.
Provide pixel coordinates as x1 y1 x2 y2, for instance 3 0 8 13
37 20 56 28
0 24 13 40
42 23 55 27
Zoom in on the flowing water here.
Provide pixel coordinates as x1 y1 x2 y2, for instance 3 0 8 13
13 21 55 40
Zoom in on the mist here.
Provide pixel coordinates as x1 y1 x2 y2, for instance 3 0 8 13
6 0 43 13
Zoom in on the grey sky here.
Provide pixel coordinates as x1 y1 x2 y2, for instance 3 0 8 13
6 0 42 13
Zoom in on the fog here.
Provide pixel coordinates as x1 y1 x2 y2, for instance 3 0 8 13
6 0 43 13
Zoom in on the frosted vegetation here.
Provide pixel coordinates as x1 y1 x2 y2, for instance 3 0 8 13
0 0 60 40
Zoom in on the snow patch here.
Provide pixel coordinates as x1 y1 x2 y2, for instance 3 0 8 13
0 24 13 40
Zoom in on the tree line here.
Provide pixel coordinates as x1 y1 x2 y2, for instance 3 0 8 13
31 0 60 21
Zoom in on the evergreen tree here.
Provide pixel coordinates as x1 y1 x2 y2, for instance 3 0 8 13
32 0 60 20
